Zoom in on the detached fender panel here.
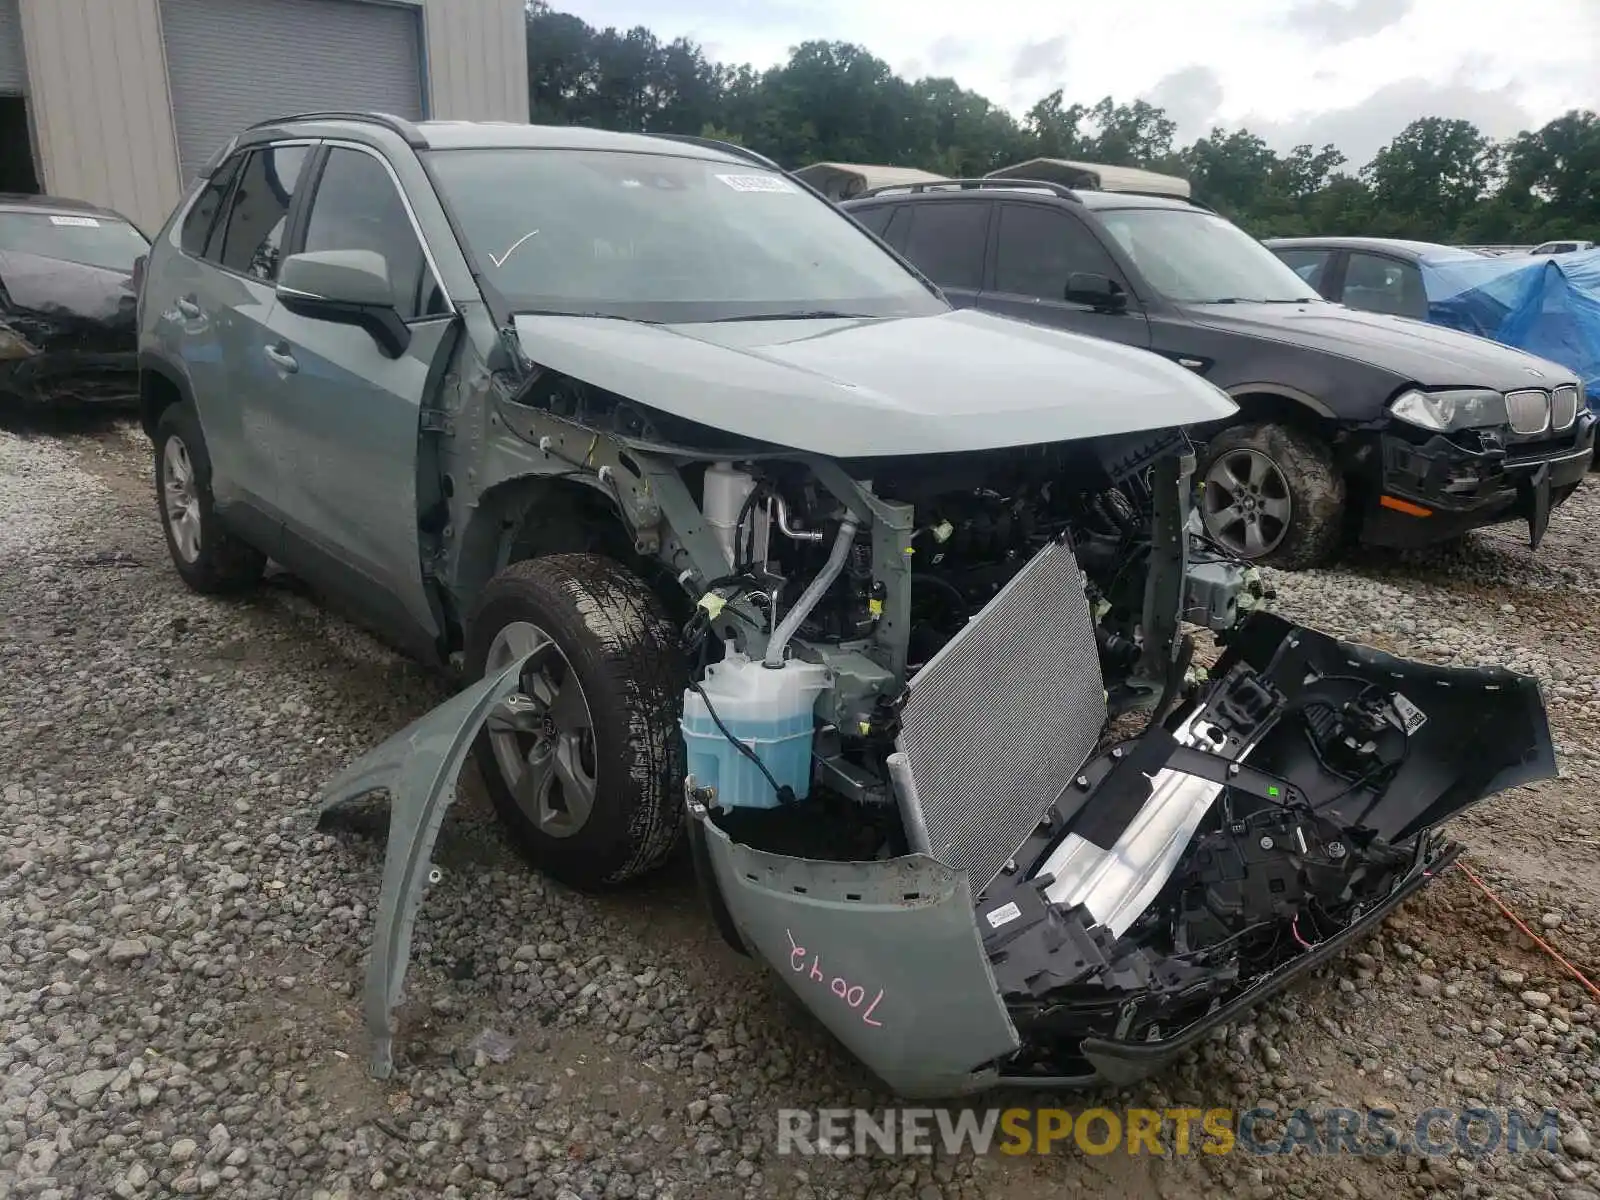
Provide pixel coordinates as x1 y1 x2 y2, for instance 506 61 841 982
314 653 531 1078
693 809 1020 1099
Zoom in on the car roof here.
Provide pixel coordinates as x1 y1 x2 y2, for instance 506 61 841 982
0 193 134 222
1072 190 1201 211
840 184 1201 212
238 113 760 168
1263 236 1478 261
985 158 1192 199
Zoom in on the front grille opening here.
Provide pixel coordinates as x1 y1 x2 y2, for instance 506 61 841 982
1505 389 1551 436
1552 385 1579 431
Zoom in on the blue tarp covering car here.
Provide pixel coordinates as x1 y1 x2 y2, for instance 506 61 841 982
1419 251 1600 401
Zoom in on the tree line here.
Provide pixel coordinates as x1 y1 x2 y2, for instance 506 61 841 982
526 2 1599 245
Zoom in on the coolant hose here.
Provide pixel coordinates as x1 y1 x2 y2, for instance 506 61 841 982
763 513 860 667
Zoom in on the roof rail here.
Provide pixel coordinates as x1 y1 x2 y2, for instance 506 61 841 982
850 177 1083 202
645 133 783 172
246 110 428 148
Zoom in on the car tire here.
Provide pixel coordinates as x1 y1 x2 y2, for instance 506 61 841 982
1198 421 1345 570
465 554 688 891
153 402 267 593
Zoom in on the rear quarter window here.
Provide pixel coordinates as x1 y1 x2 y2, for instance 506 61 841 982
849 206 894 237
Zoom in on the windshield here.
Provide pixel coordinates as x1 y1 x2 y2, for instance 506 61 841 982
0 211 149 273
425 148 946 323
1098 208 1319 304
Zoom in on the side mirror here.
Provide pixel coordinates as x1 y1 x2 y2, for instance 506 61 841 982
1064 272 1128 313
276 249 410 357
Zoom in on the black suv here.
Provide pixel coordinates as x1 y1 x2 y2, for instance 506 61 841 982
841 180 1595 567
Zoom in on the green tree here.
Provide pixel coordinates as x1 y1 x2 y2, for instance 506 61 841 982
1082 98 1177 167
523 6 1599 245
1362 117 1498 235
1022 90 1089 160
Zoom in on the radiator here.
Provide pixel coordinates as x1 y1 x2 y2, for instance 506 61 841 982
891 539 1106 893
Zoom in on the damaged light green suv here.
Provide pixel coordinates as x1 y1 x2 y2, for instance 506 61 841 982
138 113 1556 1099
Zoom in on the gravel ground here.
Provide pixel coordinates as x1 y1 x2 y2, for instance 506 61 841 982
3 416 1600 1200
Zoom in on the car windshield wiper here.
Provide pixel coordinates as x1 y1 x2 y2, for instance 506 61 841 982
711 310 878 322
1193 297 1314 305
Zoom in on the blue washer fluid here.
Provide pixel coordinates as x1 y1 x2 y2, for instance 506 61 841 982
680 648 828 809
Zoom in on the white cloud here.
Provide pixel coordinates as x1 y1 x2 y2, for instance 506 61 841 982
556 0 1594 166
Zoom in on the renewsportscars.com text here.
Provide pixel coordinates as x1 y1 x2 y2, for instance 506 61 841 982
777 1106 1564 1158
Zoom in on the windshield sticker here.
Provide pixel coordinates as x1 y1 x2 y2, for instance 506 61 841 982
49 215 101 227
715 173 796 194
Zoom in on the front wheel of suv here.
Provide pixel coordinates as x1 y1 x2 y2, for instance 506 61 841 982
465 554 688 891
1198 421 1346 569
153 402 267 593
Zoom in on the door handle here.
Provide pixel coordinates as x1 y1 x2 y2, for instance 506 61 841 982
263 344 298 373
175 297 201 319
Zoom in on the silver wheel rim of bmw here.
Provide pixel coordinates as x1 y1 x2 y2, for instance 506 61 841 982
1202 448 1293 558
162 436 202 564
485 621 598 839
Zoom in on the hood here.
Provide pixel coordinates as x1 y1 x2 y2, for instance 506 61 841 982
509 308 1236 457
1183 300 1579 391
0 250 137 349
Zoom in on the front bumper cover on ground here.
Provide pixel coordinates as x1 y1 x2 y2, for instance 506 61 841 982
317 615 1554 1098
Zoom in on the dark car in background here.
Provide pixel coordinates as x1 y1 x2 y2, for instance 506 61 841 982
1265 236 1482 321
1269 235 1600 437
841 181 1594 567
0 194 148 409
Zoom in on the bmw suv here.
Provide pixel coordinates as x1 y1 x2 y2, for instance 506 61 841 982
842 180 1594 567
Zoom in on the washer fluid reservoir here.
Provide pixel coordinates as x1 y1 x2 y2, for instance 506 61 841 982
681 645 827 809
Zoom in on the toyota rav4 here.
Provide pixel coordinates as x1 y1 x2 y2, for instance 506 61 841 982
137 114 1555 1098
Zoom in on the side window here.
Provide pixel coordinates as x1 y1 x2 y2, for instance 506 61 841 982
992 205 1120 301
301 147 447 321
880 206 911 252
1274 248 1332 293
849 206 893 237
179 153 243 259
898 202 988 291
1342 252 1426 320
216 144 309 281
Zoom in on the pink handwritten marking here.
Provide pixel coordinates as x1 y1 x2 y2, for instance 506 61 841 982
785 928 885 1028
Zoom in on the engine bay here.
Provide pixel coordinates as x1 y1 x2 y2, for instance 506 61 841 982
666 431 1547 1076
479 374 1551 1083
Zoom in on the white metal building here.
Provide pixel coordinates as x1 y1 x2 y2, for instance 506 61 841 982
0 0 529 234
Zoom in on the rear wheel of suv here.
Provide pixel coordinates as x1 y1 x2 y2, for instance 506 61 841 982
1198 421 1345 569
464 554 688 891
153 402 267 593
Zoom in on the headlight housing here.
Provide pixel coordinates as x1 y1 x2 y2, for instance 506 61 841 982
1388 388 1507 433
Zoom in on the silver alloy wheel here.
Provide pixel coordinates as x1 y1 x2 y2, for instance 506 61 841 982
484 621 598 839
162 435 202 564
1202 448 1294 558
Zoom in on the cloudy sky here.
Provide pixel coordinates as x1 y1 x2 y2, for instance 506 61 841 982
556 0 1596 169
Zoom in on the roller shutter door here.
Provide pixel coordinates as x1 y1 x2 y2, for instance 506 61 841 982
0 0 26 94
161 0 424 184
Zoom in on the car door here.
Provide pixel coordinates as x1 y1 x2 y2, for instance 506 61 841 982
263 142 457 652
1272 247 1338 299
977 202 1151 348
191 142 315 540
889 201 990 308
1335 251 1428 321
